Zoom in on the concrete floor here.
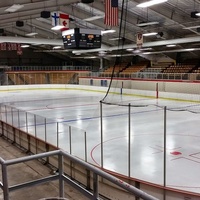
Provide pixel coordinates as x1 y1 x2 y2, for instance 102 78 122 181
1 88 200 195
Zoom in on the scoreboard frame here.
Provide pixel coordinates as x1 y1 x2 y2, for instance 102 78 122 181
62 28 102 49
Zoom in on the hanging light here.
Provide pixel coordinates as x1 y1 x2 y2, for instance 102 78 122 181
137 0 168 8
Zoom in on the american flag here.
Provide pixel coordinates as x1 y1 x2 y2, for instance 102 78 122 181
104 0 119 26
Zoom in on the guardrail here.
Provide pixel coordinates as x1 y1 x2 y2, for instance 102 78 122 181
0 149 158 200
96 72 200 81
7 66 92 71
2 71 200 86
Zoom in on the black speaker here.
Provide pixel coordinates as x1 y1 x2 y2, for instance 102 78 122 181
176 52 182 63
41 11 50 18
0 29 4 34
156 32 164 39
191 11 199 18
16 21 24 27
81 0 94 3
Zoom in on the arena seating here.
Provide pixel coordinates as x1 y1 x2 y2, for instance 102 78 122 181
162 64 195 73
120 65 146 74
99 63 128 77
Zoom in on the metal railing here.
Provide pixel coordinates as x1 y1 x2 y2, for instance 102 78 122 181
93 71 199 80
2 71 200 86
131 72 192 80
0 149 158 200
7 65 92 71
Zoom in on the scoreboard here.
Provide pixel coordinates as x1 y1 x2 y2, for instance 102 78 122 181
62 28 102 49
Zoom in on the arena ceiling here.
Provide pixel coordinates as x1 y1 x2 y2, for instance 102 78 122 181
0 0 200 64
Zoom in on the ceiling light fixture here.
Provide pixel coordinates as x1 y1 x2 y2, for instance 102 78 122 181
137 0 168 8
25 32 38 36
137 21 159 27
109 37 122 41
185 48 195 51
134 49 141 53
53 46 62 49
143 52 151 55
99 51 107 56
141 47 153 50
51 25 65 30
166 44 176 47
21 44 30 48
142 48 200 55
191 11 200 18
84 56 97 59
5 4 24 12
110 54 122 57
126 48 134 51
62 29 74 35
143 32 158 36
101 29 116 35
196 12 200 17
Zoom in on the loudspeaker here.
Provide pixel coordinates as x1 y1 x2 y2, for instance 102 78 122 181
16 21 24 27
156 32 164 38
41 11 50 18
176 52 182 63
81 0 94 3
0 29 4 34
191 11 199 18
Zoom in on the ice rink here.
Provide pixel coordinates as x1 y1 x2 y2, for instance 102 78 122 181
1 87 200 194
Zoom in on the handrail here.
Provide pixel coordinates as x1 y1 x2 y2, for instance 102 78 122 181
0 149 159 200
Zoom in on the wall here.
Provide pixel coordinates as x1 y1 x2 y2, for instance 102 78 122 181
79 77 200 102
